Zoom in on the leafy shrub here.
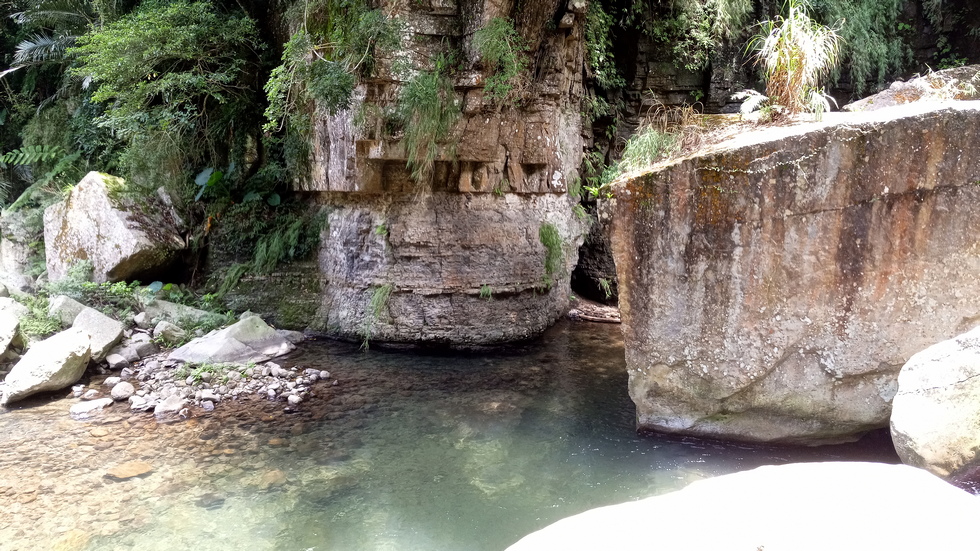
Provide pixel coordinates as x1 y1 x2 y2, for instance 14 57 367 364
538 222 564 286
473 17 529 106
396 53 460 183
749 0 841 114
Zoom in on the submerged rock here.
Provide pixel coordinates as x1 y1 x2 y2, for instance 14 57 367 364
69 397 113 419
43 171 185 283
610 102 980 444
891 325 980 482
1 328 92 406
105 461 153 480
507 462 980 551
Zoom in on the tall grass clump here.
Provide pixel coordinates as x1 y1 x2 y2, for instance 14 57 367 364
397 53 460 184
749 0 842 114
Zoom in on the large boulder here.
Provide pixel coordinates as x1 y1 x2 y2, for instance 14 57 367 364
507 462 980 551
43 171 185 283
72 307 124 362
610 102 980 444
0 328 92 405
891 325 980 482
844 65 980 112
48 295 87 327
168 316 295 365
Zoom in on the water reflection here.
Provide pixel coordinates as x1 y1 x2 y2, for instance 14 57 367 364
0 320 897 551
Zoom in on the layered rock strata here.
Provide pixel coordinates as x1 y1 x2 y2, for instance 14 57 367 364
302 0 586 345
610 102 980 444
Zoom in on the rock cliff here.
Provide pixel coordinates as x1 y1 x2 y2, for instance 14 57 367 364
300 0 586 346
610 102 980 444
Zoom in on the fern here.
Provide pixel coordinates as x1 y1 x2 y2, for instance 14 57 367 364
0 145 66 166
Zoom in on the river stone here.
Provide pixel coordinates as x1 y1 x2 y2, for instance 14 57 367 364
1 328 92 405
507 462 980 551
48 295 86 327
610 102 980 444
169 316 294 365
110 381 135 401
891 325 980 481
154 394 185 416
43 172 184 283
69 397 113 419
73 307 124 362
105 460 153 480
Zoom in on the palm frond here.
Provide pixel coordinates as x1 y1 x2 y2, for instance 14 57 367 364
12 33 75 66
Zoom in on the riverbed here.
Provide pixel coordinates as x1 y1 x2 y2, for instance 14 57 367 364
0 320 898 551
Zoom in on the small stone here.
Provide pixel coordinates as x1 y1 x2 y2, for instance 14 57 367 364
105 353 129 370
81 389 101 400
110 381 135 401
105 461 153 480
133 312 151 330
71 384 85 398
154 394 185 416
103 376 122 388
200 389 219 402
287 394 303 406
90 427 109 437
332 380 339 386
320 371 331 380
268 437 287 446
266 389 277 399
202 400 215 412
70 398 113 419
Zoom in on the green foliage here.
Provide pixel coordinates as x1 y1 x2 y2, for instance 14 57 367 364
538 222 564 286
479 284 493 301
616 125 678 175
15 295 61 339
360 283 392 349
585 2 625 90
397 53 460 183
473 17 529 106
0 145 65 166
809 0 907 93
45 260 142 317
598 277 613 299
263 0 402 132
749 0 842 114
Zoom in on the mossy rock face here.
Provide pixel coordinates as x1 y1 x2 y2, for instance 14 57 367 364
217 261 323 331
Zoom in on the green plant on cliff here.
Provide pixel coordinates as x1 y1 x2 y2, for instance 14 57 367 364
538 222 564 287
396 52 460 184
264 0 402 132
473 17 529 106
360 283 392 349
749 0 841 115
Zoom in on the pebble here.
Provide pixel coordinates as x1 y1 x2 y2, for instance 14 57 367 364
90 427 109 437
287 395 303 406
103 377 122 388
320 370 331 380
110 382 135 401
202 400 215 412
81 389 101 401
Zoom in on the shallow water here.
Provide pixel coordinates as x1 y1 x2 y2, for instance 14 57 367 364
0 321 898 551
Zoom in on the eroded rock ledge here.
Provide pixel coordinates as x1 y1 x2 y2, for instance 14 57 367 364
610 101 980 444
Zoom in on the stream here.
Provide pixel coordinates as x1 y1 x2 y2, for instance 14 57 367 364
0 320 898 551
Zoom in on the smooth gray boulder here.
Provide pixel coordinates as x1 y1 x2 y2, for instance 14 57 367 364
0 297 28 320
169 316 295 365
891 325 980 481
153 320 186 344
0 311 23 360
72 307 124 362
48 295 86 327
1 328 92 405
1 207 43 291
507 462 980 551
43 171 185 283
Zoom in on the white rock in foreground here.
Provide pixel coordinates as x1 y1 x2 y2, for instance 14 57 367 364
1 328 92 405
507 462 980 551
891 325 980 479
169 316 295 365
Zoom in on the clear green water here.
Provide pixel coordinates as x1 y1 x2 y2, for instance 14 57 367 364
0 321 897 551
